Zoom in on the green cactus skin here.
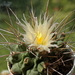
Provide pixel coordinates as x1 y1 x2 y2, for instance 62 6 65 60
37 62 45 72
9 44 27 52
26 58 44 75
10 63 22 74
7 45 46 75
26 69 39 75
8 53 23 64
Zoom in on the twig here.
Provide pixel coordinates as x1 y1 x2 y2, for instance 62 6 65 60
63 51 75 54
0 42 19 45
0 29 13 34
49 56 63 66
60 59 65 66
49 57 75 66
47 68 49 75
28 50 38 58
0 51 28 58
51 67 63 75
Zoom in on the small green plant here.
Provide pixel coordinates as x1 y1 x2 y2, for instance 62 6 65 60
0 7 75 75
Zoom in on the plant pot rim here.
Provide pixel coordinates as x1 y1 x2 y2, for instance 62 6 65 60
7 62 13 75
66 48 75 75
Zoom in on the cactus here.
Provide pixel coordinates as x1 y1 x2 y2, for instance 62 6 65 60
8 45 46 75
0 8 74 75
7 30 74 75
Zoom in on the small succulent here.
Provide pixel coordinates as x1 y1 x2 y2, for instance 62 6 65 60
0 8 75 75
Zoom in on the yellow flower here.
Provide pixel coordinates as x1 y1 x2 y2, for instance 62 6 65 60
18 14 58 52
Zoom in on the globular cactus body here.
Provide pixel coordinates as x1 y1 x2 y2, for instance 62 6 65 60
6 9 74 75
7 45 46 75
